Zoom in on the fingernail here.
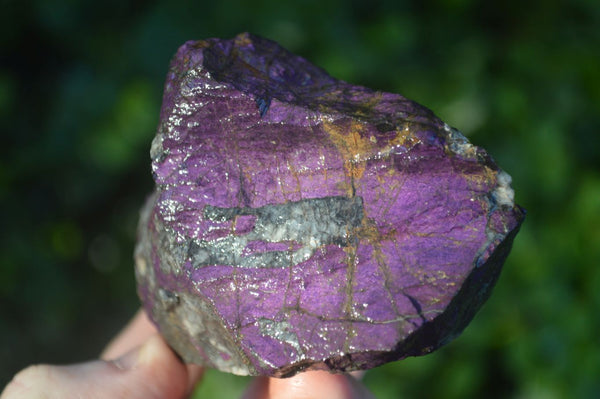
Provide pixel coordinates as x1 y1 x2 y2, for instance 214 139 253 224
112 334 168 371
135 334 166 366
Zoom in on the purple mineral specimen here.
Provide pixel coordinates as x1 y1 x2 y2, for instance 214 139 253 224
135 33 525 377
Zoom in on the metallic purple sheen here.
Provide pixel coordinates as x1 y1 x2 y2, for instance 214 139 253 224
135 33 525 377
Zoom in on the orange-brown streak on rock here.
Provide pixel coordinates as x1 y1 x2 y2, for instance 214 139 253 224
321 119 373 183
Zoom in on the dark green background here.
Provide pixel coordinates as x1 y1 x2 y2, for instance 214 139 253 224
2 0 599 397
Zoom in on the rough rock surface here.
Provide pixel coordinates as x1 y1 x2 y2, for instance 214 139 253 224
135 32 525 377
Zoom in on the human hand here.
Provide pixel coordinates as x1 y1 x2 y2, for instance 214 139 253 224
1 310 374 399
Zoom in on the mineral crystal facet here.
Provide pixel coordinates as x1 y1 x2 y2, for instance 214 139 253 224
135 32 525 377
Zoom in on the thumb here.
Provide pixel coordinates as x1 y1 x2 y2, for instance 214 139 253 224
2 334 202 399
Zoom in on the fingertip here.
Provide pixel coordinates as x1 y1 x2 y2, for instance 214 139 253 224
243 370 374 399
101 309 156 360
267 371 358 399
101 334 196 398
185 364 205 393
135 334 189 393
136 334 170 366
134 334 204 397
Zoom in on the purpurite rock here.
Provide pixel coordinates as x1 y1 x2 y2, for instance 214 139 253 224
135 33 525 377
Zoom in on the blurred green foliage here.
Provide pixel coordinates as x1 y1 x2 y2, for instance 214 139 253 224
1 0 599 397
